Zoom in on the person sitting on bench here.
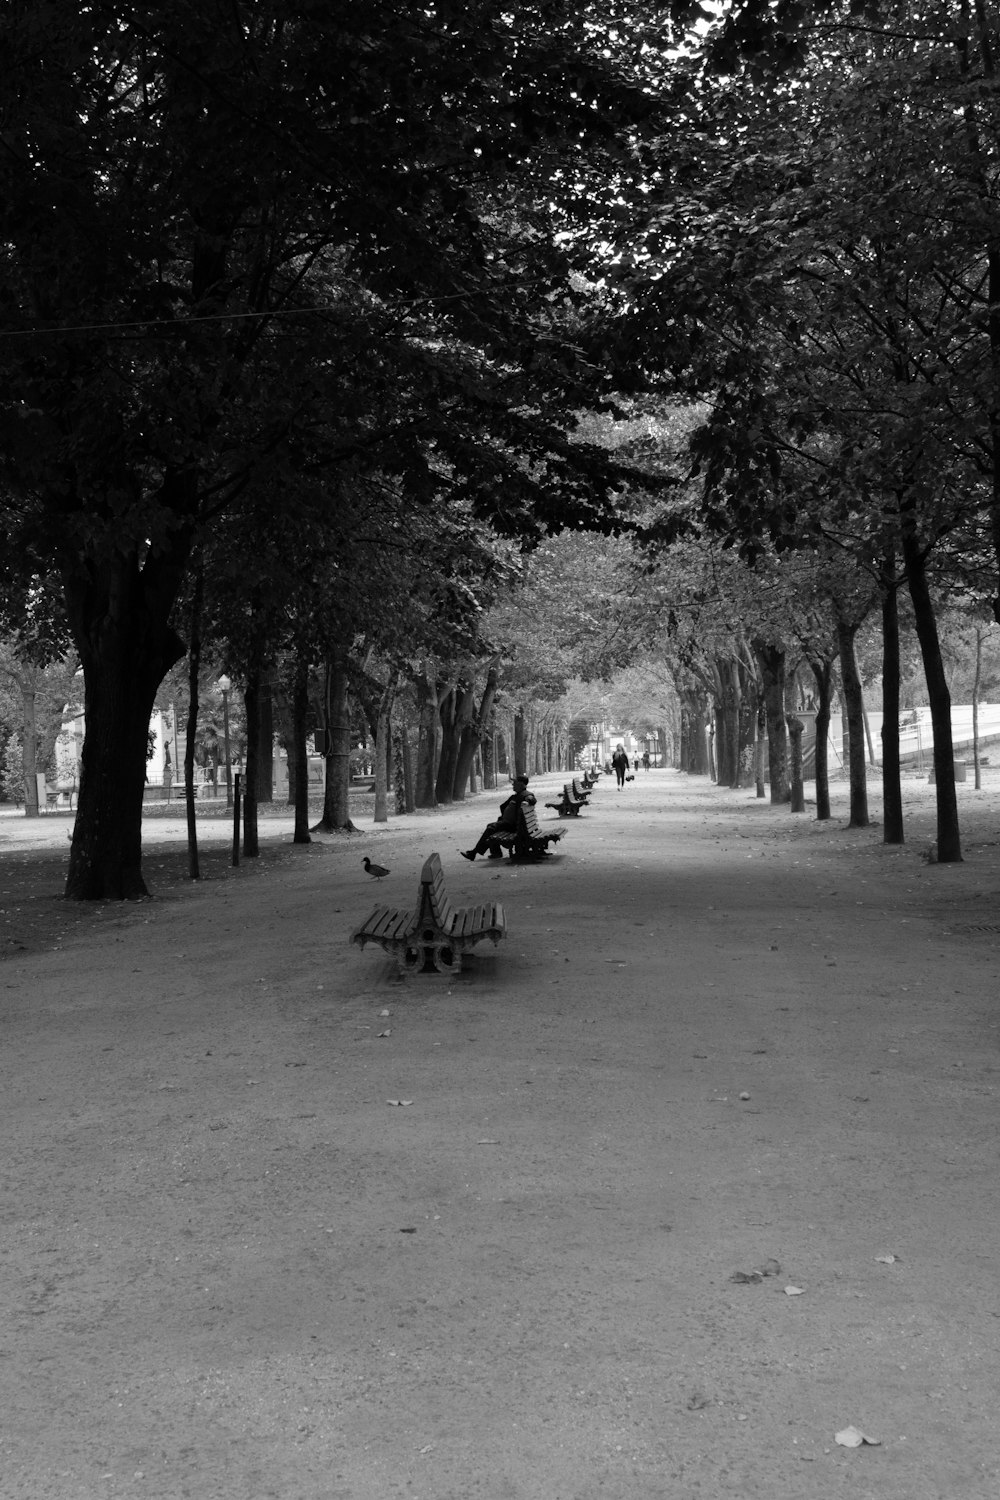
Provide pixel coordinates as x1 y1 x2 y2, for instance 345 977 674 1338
461 776 535 860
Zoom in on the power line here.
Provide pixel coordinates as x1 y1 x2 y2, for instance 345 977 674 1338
0 306 310 341
0 276 554 342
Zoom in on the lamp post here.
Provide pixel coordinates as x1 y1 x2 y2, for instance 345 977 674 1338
218 675 233 808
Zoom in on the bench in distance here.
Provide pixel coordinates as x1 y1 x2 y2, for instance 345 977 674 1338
546 782 586 817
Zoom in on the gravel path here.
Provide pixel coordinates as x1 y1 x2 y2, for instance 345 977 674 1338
2 769 999 1498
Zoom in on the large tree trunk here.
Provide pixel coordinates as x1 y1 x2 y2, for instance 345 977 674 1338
481 713 498 788
735 657 757 788
754 695 766 797
242 666 260 859
718 657 741 787
973 626 984 790
754 640 789 804
513 708 528 778
414 672 439 808
184 572 203 879
809 655 834 821
256 676 273 804
835 614 869 829
787 715 805 812
880 556 904 845
21 680 39 817
372 681 395 824
435 686 461 804
902 527 962 862
291 652 311 844
64 548 187 899
680 693 710 774
314 648 355 831
452 657 500 800
396 724 412 813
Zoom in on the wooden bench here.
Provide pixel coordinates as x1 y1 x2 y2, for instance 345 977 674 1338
570 777 592 803
546 782 585 817
580 769 599 788
488 802 566 862
351 852 507 975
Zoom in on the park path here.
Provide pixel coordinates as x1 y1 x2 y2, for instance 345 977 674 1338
2 769 999 1499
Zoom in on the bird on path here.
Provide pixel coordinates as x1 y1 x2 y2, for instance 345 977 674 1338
363 857 390 879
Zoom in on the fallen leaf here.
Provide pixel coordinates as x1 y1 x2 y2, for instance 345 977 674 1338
386 1099 413 1107
835 1426 881 1448
874 1254 901 1265
784 1284 805 1296
731 1270 763 1284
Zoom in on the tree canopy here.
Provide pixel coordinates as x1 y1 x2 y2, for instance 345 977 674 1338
3 0 999 885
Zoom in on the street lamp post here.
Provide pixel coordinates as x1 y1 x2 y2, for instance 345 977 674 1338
218 675 233 808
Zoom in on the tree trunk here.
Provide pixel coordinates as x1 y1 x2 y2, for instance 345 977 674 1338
452 658 500 800
862 700 876 766
716 657 740 787
284 735 296 806
680 693 710 774
754 696 766 797
184 572 203 879
809 656 834 821
902 527 962 861
396 725 411 814
447 684 476 800
242 669 260 859
435 686 461 804
754 640 789 804
372 682 394 824
256 676 273 803
787 715 805 812
314 648 356 832
973 627 984 790
21 683 39 817
735 658 757 788
291 653 311 844
64 551 187 899
835 614 869 829
880 557 904 844
414 672 438 808
513 709 528 778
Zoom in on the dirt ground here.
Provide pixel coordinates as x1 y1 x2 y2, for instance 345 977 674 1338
2 768 999 1500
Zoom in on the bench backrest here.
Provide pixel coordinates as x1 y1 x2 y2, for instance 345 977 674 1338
521 803 541 836
564 783 580 803
417 852 453 930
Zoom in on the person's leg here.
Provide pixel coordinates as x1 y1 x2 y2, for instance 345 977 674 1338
462 823 501 859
